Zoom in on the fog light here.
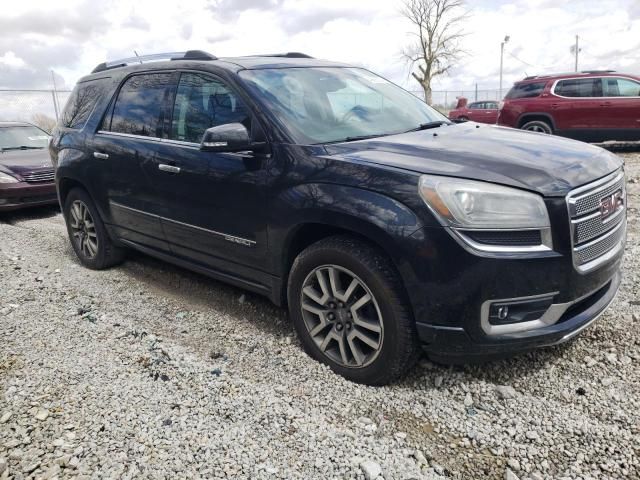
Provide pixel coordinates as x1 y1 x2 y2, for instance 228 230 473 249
488 296 554 325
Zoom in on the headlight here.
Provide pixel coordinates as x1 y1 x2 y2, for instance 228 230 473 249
0 172 18 184
418 175 549 229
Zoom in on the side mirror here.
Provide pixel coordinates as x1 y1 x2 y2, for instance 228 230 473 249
200 123 256 153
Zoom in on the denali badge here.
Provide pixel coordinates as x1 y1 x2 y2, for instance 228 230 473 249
599 190 623 219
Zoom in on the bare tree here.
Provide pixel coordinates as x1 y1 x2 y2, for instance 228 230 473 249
31 113 57 134
401 0 468 104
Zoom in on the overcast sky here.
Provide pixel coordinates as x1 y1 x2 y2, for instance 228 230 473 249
1 0 639 94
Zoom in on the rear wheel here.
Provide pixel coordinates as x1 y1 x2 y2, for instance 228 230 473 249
521 120 553 134
63 188 125 269
287 235 420 385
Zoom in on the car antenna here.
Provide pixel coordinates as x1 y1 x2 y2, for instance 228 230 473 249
133 50 143 64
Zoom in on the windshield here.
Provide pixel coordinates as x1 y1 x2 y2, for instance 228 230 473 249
0 126 50 151
239 67 448 144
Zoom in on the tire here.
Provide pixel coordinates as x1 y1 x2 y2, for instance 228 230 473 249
287 235 421 385
63 188 125 270
520 120 553 134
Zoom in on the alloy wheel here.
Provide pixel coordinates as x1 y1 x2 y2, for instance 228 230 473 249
69 200 99 259
300 265 384 368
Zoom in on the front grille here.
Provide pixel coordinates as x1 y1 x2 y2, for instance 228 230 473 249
22 169 54 183
567 170 627 272
464 230 542 246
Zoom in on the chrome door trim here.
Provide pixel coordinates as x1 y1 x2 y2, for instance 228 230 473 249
109 201 257 247
162 216 257 247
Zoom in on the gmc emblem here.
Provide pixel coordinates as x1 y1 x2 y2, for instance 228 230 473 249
599 190 623 219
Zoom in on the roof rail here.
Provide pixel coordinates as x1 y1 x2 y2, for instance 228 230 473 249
247 52 314 59
91 50 217 73
581 69 616 74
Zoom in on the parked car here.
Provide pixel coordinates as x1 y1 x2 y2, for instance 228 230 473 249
499 71 640 142
0 122 57 211
449 97 499 123
50 51 626 385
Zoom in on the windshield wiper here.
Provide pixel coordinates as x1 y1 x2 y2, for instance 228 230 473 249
1 146 45 151
404 121 452 133
328 133 392 144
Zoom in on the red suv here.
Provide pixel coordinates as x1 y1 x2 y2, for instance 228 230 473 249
498 71 640 142
448 98 499 124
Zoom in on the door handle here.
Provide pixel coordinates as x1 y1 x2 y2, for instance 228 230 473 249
551 103 560 109
93 152 109 160
158 164 181 174
600 102 612 107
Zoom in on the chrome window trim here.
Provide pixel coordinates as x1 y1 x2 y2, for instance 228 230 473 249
96 130 200 148
109 201 256 247
551 76 640 99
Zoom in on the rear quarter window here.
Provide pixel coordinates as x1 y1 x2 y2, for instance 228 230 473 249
61 77 111 129
505 82 547 99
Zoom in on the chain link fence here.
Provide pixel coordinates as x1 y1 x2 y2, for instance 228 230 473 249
410 89 502 112
0 89 72 133
1 87 501 133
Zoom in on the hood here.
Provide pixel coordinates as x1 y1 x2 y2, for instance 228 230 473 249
323 123 622 196
0 148 53 176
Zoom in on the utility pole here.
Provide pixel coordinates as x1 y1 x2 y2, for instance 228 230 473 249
571 35 580 72
499 35 510 100
50 70 59 121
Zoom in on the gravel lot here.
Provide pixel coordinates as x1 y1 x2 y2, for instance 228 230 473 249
1 153 639 480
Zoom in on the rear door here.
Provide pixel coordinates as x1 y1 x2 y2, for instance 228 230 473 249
601 77 640 136
151 71 271 283
90 71 176 251
551 77 603 132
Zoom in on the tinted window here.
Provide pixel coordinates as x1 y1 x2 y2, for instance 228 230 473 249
61 78 110 129
170 73 251 143
603 78 640 97
505 82 547 99
468 102 481 109
109 73 173 137
486 101 498 109
554 78 602 97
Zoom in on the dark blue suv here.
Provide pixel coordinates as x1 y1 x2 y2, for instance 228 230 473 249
50 51 626 385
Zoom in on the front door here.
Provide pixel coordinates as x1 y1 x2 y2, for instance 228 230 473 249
601 77 640 138
152 71 271 285
551 77 603 132
90 71 177 251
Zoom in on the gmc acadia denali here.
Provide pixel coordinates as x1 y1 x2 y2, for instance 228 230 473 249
50 51 626 385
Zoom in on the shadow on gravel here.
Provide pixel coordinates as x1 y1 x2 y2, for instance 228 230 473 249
117 249 289 337
0 205 60 225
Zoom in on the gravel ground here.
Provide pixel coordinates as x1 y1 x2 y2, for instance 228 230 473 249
0 153 639 480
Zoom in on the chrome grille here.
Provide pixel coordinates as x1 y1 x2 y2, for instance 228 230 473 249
22 169 54 183
567 170 626 272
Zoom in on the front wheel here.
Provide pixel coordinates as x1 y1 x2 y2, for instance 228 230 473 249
287 235 420 385
521 120 553 134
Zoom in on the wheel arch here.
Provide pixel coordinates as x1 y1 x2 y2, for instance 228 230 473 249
517 112 556 130
272 183 424 306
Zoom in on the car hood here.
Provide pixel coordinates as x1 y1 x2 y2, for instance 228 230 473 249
323 123 623 196
0 149 53 176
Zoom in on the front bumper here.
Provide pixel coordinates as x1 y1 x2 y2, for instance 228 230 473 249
416 270 620 360
395 217 624 361
0 181 58 211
